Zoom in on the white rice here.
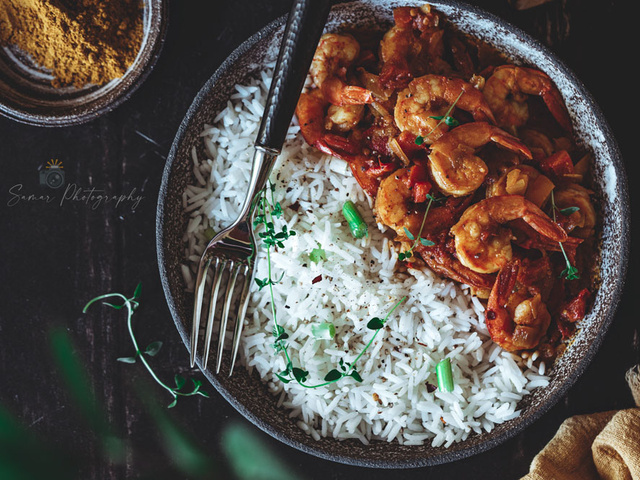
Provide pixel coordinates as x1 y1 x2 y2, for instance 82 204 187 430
180 64 550 446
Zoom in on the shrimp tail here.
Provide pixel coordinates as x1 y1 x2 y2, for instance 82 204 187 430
486 260 519 339
322 78 374 106
522 211 568 243
491 130 533 160
541 88 573 133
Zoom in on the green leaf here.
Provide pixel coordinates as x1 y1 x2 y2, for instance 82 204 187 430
275 373 291 384
419 238 435 247
167 398 178 409
275 332 289 342
117 356 136 364
145 341 163 357
273 325 285 338
367 317 384 330
221 423 299 480
415 135 424 145
191 378 202 392
443 116 459 127
198 390 211 398
403 227 415 240
174 374 186 390
324 369 343 382
560 206 580 216
291 368 309 383
133 282 142 300
103 302 124 310
561 265 580 280
349 370 363 382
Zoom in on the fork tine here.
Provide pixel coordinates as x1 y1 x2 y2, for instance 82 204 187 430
229 264 252 376
215 262 241 374
190 257 212 368
202 257 226 369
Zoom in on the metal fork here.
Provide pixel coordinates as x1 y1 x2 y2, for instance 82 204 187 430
190 0 332 374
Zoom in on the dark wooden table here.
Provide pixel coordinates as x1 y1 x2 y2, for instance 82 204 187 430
1 1 637 478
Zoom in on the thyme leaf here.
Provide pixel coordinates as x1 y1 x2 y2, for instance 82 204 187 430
253 187 407 388
550 191 580 280
83 284 210 407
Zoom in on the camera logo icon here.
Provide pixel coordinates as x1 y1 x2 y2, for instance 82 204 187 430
40 159 65 189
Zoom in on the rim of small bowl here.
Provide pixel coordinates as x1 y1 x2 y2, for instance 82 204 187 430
156 0 629 468
0 0 168 127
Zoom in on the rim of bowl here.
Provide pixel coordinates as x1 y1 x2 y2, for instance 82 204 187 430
156 0 629 468
0 0 169 127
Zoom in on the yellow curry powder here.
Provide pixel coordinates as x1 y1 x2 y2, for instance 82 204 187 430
0 0 144 88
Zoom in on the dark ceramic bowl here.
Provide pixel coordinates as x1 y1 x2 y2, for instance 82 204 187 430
0 0 168 127
156 0 629 468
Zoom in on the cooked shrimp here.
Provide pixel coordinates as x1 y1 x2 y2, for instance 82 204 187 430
325 104 365 132
417 241 496 298
485 260 552 351
486 165 555 208
519 128 554 162
310 33 373 106
296 89 361 159
379 5 446 89
450 195 567 274
374 166 431 237
375 168 480 236
427 122 532 197
483 65 572 133
553 183 596 238
393 75 496 141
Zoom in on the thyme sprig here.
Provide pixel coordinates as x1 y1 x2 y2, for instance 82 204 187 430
83 284 210 408
550 190 580 280
253 182 406 388
415 90 464 145
398 194 443 261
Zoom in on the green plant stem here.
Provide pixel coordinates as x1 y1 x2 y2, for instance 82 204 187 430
83 291 206 405
417 90 464 143
550 190 579 280
256 188 406 389
346 297 406 370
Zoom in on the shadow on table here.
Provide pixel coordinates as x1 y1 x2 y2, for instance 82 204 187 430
0 328 304 480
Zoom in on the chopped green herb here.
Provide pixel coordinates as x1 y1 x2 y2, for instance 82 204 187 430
399 195 440 261
436 358 454 392
559 206 580 216
420 91 464 141
309 244 327 264
415 136 425 146
550 191 580 280
342 200 368 239
204 227 215 241
311 322 335 340
429 115 460 127
254 187 408 389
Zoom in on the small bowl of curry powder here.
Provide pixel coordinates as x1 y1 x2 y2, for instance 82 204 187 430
0 0 167 126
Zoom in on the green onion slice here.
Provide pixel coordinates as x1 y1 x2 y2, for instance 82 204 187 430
342 200 368 239
436 358 454 392
204 227 215 241
311 322 336 340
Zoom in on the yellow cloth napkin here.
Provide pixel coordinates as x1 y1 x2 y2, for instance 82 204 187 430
522 366 640 480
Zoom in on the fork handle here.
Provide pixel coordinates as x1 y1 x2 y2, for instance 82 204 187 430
255 0 333 152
